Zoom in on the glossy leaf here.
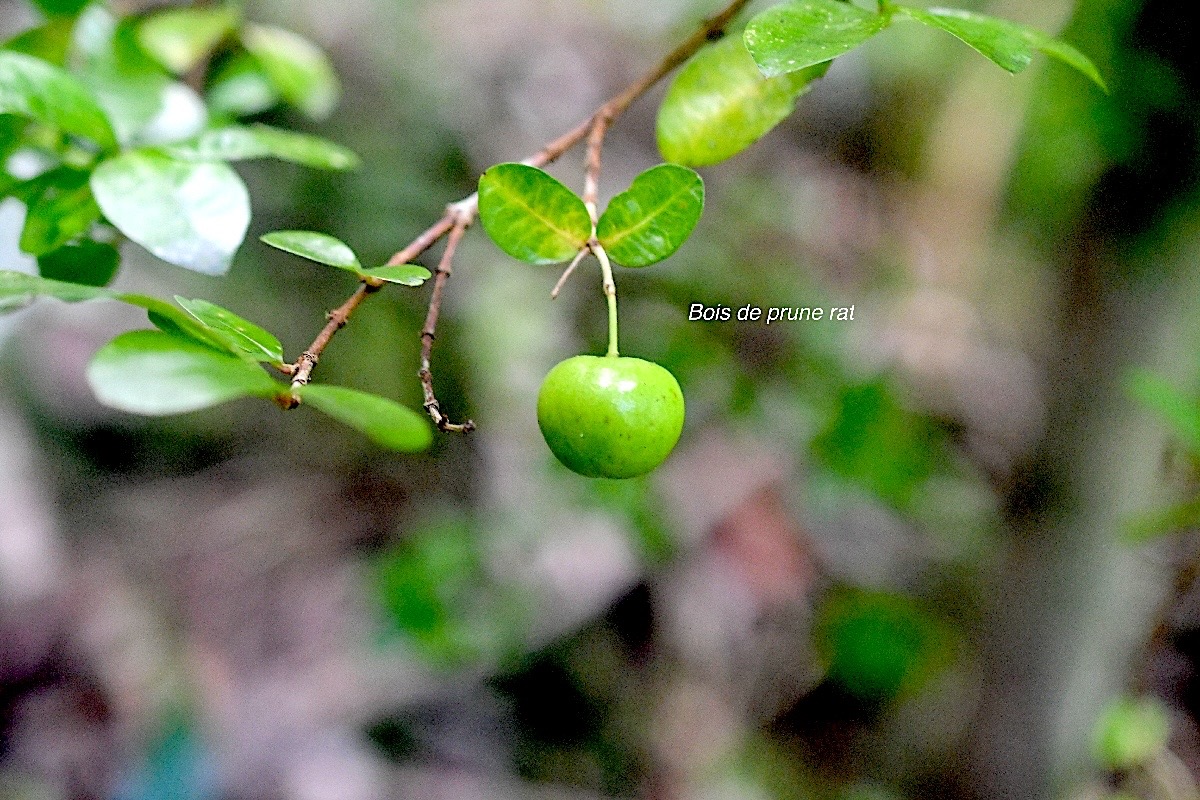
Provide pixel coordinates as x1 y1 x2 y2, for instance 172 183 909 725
19 169 100 255
296 384 432 452
477 163 591 265
896 6 1106 90
91 150 250 275
87 329 279 415
137 6 240 75
175 296 284 363
166 124 360 170
361 264 432 286
241 24 339 120
260 230 359 270
744 0 888 77
0 51 116 150
597 164 703 267
37 240 120 287
657 35 827 167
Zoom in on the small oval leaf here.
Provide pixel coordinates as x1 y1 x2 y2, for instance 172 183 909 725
597 164 704 267
657 35 827 167
91 150 250 275
241 24 340 120
477 163 591 265
166 124 360 170
361 264 432 286
175 296 284 363
744 0 888 77
296 384 433 452
260 230 360 271
0 51 116 150
87 329 279 415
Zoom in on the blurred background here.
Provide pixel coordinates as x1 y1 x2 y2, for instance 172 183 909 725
2 0 1199 798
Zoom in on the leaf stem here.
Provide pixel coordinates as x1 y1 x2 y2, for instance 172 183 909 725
592 243 619 357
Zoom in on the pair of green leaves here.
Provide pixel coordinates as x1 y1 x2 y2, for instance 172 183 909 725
656 0 1105 169
0 266 432 452
477 162 704 269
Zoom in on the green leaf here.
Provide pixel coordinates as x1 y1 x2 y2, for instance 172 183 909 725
361 264 432 286
896 6 1106 90
241 24 339 120
812 381 944 510
657 35 827 167
37 240 120 287
174 296 284 364
71 8 193 146
260 230 359 271
1127 370 1200 452
0 268 110 306
296 384 432 452
204 52 279 120
597 164 704 267
1125 497 1200 544
815 589 950 702
29 0 92 16
743 0 888 77
477 163 591 265
91 150 250 275
38 237 118 287
166 124 360 170
1093 697 1170 771
0 51 116 150
137 6 240 75
2 18 76 66
0 269 250 353
88 329 279 415
19 168 101 256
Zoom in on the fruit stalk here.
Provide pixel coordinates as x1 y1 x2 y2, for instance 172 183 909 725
593 243 619 357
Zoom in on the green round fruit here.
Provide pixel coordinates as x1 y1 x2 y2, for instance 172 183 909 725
537 355 685 479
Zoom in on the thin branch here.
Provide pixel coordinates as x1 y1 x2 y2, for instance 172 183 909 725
419 211 475 433
582 113 610 223
551 248 589 299
286 0 753 422
289 281 382 395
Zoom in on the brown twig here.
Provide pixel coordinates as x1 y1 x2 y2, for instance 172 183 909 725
419 208 475 433
288 281 382 394
582 113 611 223
286 0 753 426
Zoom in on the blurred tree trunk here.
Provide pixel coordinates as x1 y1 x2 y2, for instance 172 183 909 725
908 1 1192 795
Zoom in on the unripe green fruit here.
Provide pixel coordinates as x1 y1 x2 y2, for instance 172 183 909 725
537 355 685 479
